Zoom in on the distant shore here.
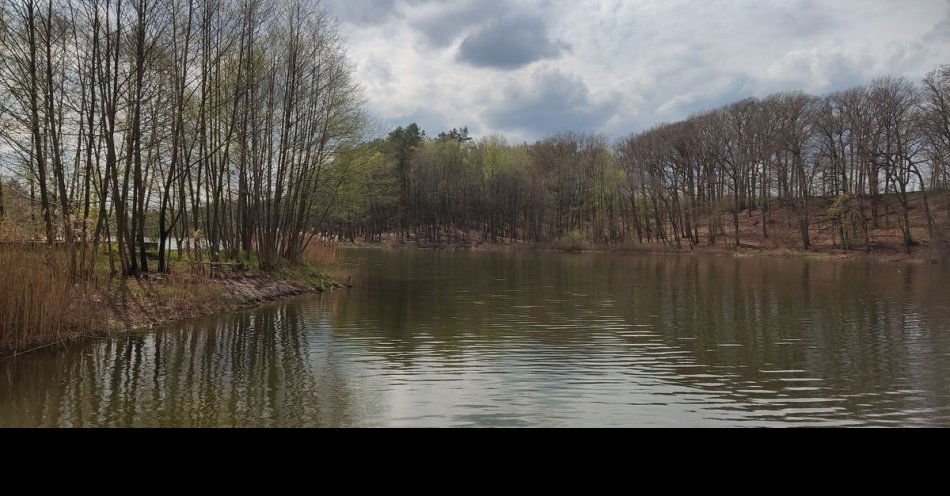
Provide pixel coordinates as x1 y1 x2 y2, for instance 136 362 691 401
340 193 948 265
342 237 943 264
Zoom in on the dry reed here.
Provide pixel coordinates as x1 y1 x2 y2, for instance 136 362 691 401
302 236 350 283
0 245 98 354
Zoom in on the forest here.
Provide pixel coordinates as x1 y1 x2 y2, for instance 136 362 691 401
328 70 950 258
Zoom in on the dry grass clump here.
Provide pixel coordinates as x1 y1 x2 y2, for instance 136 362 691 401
301 235 350 283
302 235 340 265
0 245 98 354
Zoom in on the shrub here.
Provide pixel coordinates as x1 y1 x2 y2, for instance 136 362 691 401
557 230 590 253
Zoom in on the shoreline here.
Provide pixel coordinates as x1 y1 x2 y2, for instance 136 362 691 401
104 271 344 333
342 239 943 264
2 239 939 359
1 270 344 360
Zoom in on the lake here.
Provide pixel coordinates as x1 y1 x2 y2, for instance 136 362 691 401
2 248 949 427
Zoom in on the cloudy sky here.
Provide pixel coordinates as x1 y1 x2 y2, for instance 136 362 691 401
325 0 950 142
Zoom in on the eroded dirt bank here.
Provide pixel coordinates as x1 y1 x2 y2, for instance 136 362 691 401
103 272 344 332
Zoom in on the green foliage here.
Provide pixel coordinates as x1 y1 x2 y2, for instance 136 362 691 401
387 123 426 167
437 127 473 144
330 126 634 244
477 136 526 180
557 229 590 253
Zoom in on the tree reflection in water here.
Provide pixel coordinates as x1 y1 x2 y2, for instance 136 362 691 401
0 300 367 427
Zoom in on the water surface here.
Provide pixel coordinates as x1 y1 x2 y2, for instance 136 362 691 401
2 248 949 427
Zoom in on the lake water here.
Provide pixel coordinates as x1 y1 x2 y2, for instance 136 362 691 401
2 248 950 427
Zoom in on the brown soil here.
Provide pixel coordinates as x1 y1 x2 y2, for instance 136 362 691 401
102 272 342 333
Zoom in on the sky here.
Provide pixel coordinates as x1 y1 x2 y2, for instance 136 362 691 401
324 0 950 143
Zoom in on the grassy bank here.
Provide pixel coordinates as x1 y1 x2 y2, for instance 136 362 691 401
0 241 345 357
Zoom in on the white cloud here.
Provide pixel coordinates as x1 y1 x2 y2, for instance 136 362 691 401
329 0 950 141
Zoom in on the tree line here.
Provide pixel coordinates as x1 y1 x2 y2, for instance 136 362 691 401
327 67 950 254
0 0 368 279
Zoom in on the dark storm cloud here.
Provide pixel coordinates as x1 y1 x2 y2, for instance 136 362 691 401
457 15 569 69
485 68 620 137
408 0 514 46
